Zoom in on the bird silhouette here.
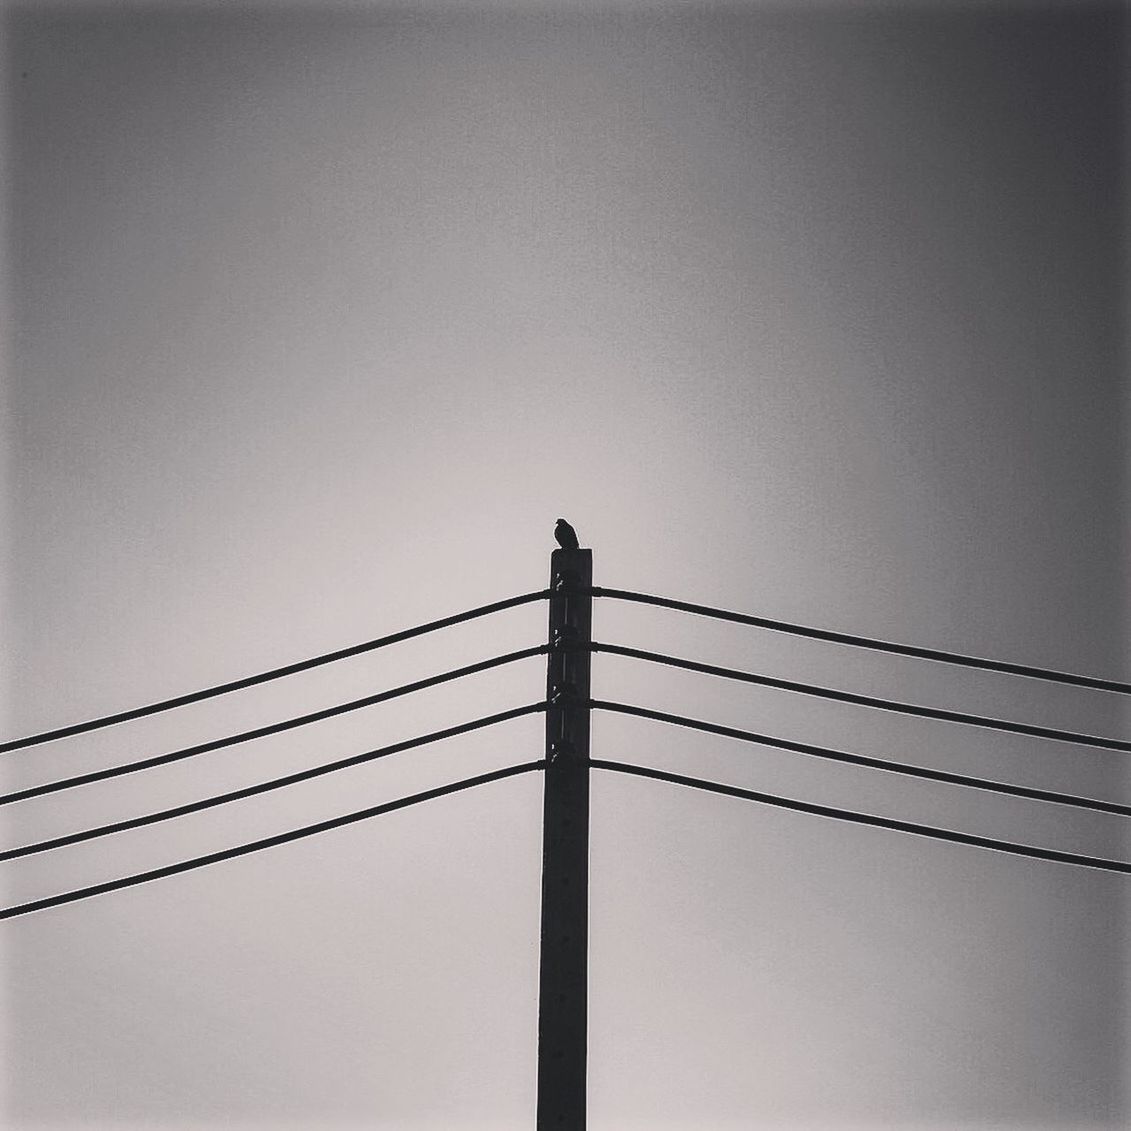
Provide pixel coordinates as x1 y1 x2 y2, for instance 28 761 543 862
554 518 579 550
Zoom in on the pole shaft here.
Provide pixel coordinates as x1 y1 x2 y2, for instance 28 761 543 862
537 548 592 1130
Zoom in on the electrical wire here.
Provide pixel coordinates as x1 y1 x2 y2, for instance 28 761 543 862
0 590 551 754
592 644 1131 752
590 759 1131 874
591 588 1131 695
0 704 547 861
0 762 546 920
1 647 547 805
591 701 1131 815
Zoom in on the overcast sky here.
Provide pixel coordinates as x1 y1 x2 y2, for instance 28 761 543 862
1 2 1127 1128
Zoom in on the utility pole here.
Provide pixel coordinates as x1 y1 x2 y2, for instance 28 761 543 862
537 545 592 1130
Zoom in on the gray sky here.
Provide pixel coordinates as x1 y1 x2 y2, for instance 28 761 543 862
1 2 1127 1127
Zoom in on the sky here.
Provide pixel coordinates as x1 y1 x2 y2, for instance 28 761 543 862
1 1 1127 1128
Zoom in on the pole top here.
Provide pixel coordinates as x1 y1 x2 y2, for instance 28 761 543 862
551 548 592 589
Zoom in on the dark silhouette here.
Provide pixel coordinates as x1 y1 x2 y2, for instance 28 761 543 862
554 518 579 549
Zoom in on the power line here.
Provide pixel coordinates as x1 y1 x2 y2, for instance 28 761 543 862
592 644 1131 753
591 701 1131 816
0 704 548 861
0 590 551 755
2 647 547 806
0 762 546 920
592 589 1131 695
590 759 1131 875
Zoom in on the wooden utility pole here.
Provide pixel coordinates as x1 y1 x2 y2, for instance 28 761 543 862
537 546 592 1130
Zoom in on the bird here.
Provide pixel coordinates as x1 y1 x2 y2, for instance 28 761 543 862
554 518 579 549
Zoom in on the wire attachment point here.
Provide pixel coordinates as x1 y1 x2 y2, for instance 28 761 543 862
551 626 579 650
549 739 575 766
553 570 581 593
550 682 579 706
